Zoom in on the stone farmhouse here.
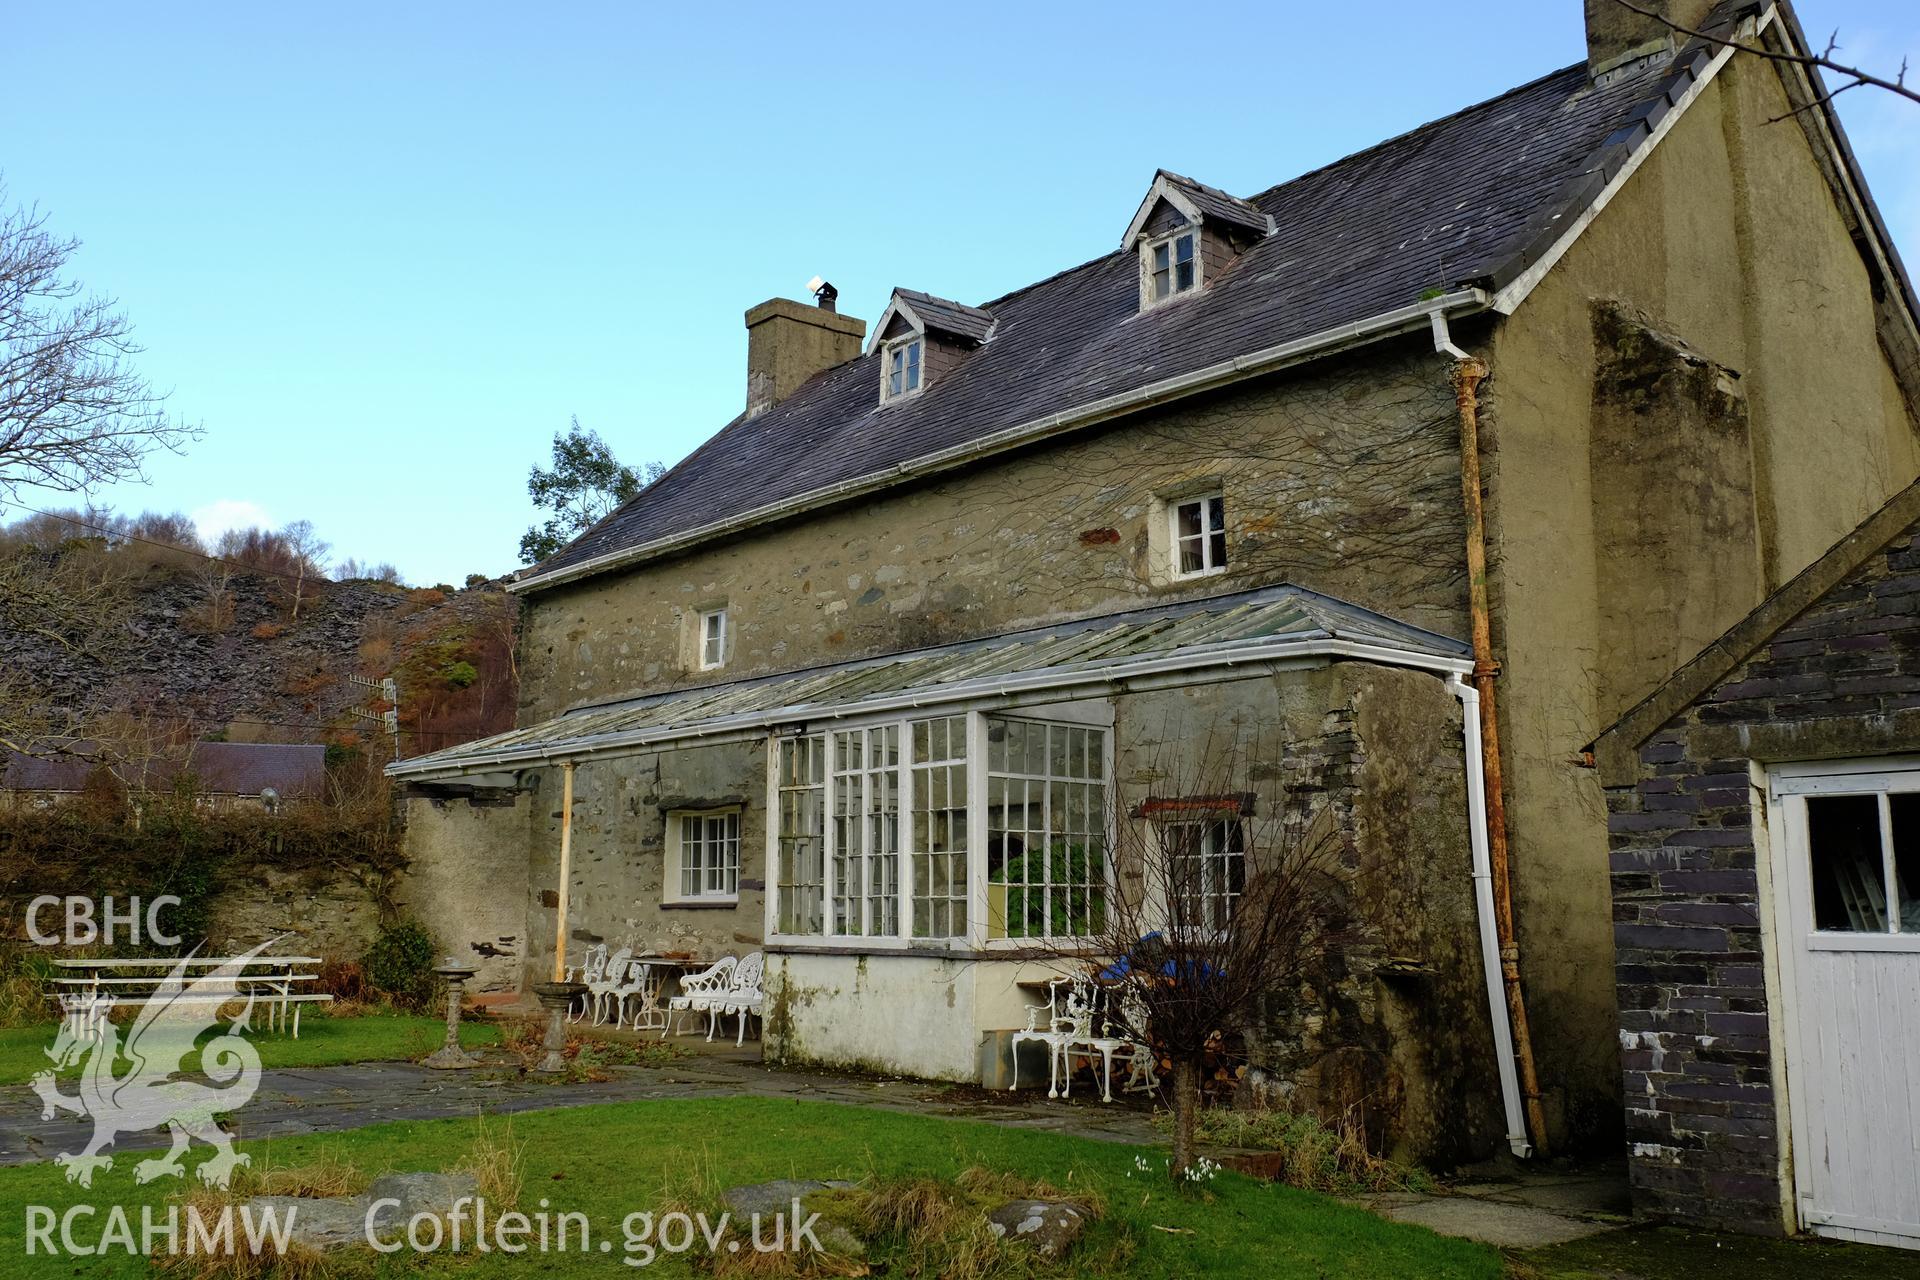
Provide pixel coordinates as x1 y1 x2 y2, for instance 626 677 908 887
392 0 1920 1177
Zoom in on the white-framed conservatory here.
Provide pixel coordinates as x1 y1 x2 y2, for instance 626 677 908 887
764 700 1117 952
388 583 1535 1140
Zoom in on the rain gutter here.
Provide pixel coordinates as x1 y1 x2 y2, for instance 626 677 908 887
510 290 1492 595
389 635 1472 781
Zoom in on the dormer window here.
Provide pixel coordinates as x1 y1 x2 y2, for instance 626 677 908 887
884 337 924 401
869 289 996 407
1122 170 1271 315
1147 229 1198 303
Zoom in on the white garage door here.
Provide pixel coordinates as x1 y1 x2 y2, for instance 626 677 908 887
1770 761 1920 1250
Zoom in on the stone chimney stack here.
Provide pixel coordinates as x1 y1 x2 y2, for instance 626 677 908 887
744 290 865 418
1584 0 1717 78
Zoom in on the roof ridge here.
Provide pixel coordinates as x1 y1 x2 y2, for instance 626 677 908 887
975 246 1124 312
894 286 993 314
1157 169 1267 216
518 53 1684 590
1244 61 1589 207
698 65 1596 345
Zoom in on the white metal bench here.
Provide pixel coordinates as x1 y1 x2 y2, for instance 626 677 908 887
660 955 737 1039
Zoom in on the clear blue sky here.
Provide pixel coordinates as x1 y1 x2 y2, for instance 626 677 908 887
5 1 1915 585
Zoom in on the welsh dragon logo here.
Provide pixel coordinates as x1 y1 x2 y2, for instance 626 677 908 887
31 943 270 1189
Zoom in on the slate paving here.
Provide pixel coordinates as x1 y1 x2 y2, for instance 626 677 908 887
0 1045 1159 1168
1350 1169 1632 1249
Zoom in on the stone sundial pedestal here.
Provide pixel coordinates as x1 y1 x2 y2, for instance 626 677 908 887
529 981 587 1074
423 958 481 1070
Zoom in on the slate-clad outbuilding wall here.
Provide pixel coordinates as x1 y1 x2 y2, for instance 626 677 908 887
1602 495 1920 1234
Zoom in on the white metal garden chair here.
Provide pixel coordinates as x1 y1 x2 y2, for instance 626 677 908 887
1049 980 1112 1100
565 944 610 1023
710 951 765 1046
1110 988 1160 1096
612 960 666 1031
1066 985 1156 1103
661 955 736 1038
584 946 632 1026
1010 977 1080 1098
566 942 609 986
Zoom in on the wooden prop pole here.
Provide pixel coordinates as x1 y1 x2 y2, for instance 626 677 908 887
552 761 576 982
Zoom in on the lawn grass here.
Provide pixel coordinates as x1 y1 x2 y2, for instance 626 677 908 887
1512 1222 1919 1280
0 1011 502 1085
0 1096 1502 1278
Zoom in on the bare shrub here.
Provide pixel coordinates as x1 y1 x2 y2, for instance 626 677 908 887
1029 733 1351 1179
334 558 403 586
313 958 371 1008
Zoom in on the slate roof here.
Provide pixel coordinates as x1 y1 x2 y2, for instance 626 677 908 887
392 585 1469 778
3 742 328 798
1153 170 1269 238
889 289 997 345
521 43 1729 589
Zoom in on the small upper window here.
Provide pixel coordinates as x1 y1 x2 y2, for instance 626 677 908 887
1171 494 1226 577
884 337 924 401
699 608 727 669
1168 818 1246 934
1146 230 1198 304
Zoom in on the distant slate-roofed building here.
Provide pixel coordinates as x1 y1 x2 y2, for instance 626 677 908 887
390 0 1920 1197
2 741 328 812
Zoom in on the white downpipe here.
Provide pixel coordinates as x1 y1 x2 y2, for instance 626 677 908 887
512 290 1491 595
1431 311 1472 361
1452 673 1533 1158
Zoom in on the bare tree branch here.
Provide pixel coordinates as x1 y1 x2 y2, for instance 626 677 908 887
0 182 199 499
1024 728 1353 1176
1608 0 1918 121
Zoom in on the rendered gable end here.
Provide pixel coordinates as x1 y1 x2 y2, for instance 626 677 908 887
1476 34 1920 1149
